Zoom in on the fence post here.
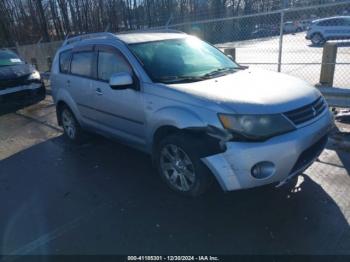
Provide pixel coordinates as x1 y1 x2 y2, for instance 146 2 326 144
277 10 285 72
47 56 52 71
224 48 236 61
319 43 337 86
15 42 20 55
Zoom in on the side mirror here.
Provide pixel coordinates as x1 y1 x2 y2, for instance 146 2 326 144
109 72 133 90
227 54 234 60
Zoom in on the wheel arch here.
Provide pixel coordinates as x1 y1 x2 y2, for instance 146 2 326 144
152 125 227 195
54 87 83 127
152 124 225 154
147 106 205 151
152 125 181 148
55 98 83 127
56 100 68 126
311 31 324 39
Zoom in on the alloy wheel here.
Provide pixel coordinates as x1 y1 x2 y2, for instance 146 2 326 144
62 109 76 139
160 144 196 192
312 34 322 45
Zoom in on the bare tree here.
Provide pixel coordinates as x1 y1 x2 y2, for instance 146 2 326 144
0 0 341 47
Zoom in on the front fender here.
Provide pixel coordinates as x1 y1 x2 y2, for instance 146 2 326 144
146 106 206 150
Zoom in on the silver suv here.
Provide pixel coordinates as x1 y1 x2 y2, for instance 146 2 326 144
51 31 333 197
306 16 350 45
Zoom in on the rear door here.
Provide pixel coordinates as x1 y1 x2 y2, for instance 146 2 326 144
88 45 146 146
67 45 96 124
337 17 350 39
322 18 348 39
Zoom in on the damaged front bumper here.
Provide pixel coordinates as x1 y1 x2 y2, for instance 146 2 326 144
201 110 334 191
0 82 45 113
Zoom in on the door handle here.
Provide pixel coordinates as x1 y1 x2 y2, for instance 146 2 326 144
95 88 103 95
66 80 70 88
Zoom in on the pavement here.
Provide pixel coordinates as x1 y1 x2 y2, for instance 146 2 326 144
0 96 349 255
217 32 350 88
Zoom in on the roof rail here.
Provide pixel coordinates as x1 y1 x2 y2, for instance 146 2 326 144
62 32 117 46
116 28 186 35
144 29 186 34
157 29 186 34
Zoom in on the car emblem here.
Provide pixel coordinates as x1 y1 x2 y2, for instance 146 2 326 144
311 107 317 116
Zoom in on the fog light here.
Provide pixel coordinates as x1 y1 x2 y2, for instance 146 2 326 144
251 161 275 179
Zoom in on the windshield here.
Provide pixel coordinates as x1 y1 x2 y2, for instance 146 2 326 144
0 50 24 66
129 37 239 83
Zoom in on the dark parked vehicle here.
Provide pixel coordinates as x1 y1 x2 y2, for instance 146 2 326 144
251 28 279 38
0 49 45 114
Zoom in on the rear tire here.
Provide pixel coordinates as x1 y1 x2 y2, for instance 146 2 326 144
155 133 213 197
60 106 84 143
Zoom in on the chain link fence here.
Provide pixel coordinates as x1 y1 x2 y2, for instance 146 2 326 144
13 1 350 90
163 1 350 89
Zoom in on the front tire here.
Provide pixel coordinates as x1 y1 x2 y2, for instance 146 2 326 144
311 33 325 45
155 134 213 197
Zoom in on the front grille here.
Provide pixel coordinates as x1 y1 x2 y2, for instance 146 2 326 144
290 135 328 174
283 96 327 125
0 74 31 90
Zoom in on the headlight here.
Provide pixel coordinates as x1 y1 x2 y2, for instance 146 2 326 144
218 113 295 141
28 70 41 80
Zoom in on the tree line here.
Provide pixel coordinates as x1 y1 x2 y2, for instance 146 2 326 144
0 0 344 47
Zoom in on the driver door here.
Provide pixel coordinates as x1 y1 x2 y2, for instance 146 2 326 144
90 45 146 146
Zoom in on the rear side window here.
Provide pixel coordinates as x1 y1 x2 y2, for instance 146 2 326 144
318 18 344 26
346 18 350 26
71 52 94 77
344 18 349 26
329 19 343 26
97 51 132 81
59 50 72 74
317 20 330 26
340 18 350 26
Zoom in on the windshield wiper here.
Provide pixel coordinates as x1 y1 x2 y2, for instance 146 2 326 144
201 67 238 78
156 75 206 84
156 66 248 84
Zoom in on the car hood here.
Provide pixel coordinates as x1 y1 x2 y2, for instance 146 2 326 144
0 63 33 81
168 69 321 114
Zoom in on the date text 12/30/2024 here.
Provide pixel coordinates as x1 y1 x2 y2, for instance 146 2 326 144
127 256 220 261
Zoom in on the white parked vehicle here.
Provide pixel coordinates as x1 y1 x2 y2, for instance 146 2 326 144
300 19 313 30
283 21 303 33
306 16 350 45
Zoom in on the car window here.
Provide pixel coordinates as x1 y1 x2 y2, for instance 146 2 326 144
344 18 350 26
340 18 350 26
70 51 94 77
129 37 238 83
97 51 132 81
0 50 24 66
318 18 344 26
318 20 330 26
332 18 346 26
59 50 72 74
